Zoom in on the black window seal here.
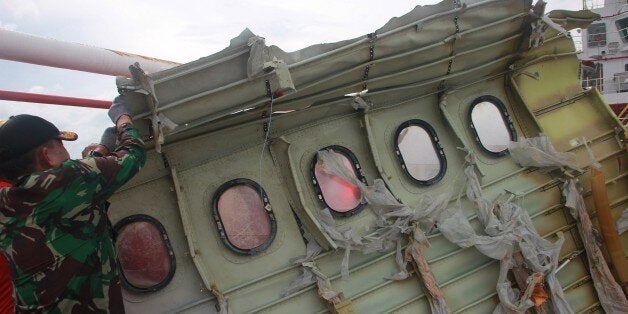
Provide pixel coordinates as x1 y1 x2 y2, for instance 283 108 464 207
310 145 367 217
393 119 447 186
113 214 176 293
468 95 517 157
616 17 628 43
211 178 277 255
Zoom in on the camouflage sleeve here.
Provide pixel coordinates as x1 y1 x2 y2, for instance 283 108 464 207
88 122 146 199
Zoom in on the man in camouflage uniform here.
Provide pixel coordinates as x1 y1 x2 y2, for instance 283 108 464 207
0 96 145 313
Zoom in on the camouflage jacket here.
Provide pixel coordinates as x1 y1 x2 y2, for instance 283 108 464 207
0 123 146 313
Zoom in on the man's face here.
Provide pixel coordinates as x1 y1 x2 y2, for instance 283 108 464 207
46 139 70 167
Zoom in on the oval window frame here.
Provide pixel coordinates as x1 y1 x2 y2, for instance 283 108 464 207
211 178 277 255
113 214 176 293
393 119 447 185
310 145 367 217
468 95 517 157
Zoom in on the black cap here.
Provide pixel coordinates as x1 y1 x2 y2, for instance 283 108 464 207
0 114 77 162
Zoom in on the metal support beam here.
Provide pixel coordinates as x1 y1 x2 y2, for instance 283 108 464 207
0 90 111 109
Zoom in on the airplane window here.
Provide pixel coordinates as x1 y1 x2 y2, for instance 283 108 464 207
312 146 365 217
212 179 276 255
394 120 446 185
469 96 516 156
114 215 175 292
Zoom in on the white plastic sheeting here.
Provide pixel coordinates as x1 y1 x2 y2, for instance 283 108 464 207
317 208 365 281
618 209 628 235
281 232 339 301
507 135 581 172
509 135 628 312
313 149 451 314
284 134 620 312
438 149 571 313
212 288 232 314
562 180 628 313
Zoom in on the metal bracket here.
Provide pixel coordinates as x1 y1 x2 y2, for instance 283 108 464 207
263 58 296 96
128 62 166 153
415 21 424 32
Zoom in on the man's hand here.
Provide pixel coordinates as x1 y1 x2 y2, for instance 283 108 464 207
100 127 118 151
108 96 132 125
82 143 109 158
116 115 132 128
81 127 119 158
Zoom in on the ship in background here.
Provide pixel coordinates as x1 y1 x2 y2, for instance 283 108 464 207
578 0 628 123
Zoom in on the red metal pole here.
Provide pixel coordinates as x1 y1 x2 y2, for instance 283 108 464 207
0 90 111 109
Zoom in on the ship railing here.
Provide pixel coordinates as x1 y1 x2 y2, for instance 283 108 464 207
571 32 584 51
618 105 628 125
583 0 628 10
581 76 628 94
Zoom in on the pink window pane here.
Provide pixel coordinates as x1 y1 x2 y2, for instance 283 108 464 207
217 185 271 250
116 221 171 289
314 152 362 212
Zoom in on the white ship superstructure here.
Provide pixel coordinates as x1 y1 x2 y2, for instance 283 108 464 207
579 0 628 122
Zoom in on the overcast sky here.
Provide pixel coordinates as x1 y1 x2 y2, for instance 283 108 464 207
0 0 582 157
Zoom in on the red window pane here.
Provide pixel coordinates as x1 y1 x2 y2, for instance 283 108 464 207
115 221 171 289
314 152 362 212
217 184 272 250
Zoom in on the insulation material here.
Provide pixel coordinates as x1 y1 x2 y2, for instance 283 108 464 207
281 233 339 301
217 297 231 314
317 208 365 281
493 255 535 313
438 149 571 313
618 209 628 235
582 138 602 170
317 149 435 250
438 204 515 260
314 155 363 212
507 135 581 172
509 136 628 312
281 267 317 297
562 180 628 313
210 286 232 314
315 149 451 313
